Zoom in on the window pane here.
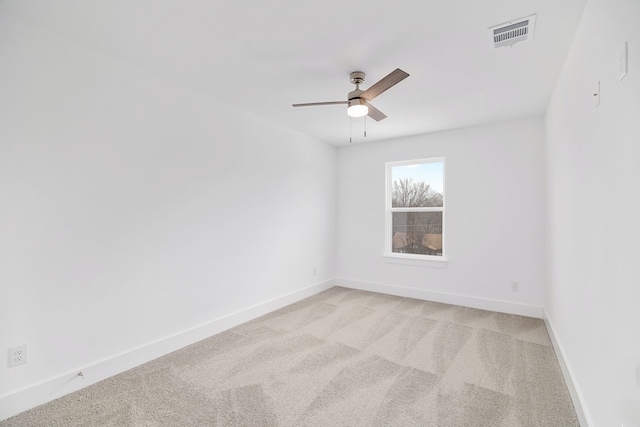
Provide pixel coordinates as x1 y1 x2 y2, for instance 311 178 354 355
392 211 443 256
391 162 443 207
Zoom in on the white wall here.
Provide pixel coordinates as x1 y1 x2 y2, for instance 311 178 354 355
336 117 546 315
0 12 336 417
545 0 640 424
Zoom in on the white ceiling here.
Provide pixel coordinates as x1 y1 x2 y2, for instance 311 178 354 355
1 0 587 146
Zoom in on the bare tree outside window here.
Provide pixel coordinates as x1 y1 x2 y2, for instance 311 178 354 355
392 178 443 208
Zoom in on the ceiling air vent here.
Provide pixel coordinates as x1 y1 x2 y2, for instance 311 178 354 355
488 15 536 48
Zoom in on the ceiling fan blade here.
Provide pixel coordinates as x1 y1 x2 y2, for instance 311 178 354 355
365 102 387 121
292 101 348 107
360 68 409 102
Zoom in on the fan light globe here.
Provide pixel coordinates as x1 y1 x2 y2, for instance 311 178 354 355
347 104 368 118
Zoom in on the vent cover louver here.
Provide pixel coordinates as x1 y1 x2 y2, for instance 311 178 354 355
489 15 536 48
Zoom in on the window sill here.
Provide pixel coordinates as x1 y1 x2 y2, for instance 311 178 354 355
383 254 448 268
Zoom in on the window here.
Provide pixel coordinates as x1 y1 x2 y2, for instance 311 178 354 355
385 158 445 259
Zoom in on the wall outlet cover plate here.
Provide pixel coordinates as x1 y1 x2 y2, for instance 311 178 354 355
8 344 28 368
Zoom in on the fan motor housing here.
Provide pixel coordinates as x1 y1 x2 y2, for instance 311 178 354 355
348 89 364 102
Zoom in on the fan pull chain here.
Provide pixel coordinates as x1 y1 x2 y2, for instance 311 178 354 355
364 115 367 138
349 117 352 143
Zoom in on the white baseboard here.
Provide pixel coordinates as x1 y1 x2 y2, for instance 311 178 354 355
543 312 592 427
336 277 545 318
0 279 334 422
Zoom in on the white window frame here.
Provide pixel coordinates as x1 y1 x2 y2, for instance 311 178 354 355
384 157 446 263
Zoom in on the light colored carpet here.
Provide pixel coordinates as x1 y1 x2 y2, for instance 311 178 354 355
1 287 579 426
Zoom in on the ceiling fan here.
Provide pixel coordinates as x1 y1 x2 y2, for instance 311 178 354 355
292 68 409 121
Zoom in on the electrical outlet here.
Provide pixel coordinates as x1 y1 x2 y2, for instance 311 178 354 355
8 344 28 368
511 281 520 292
312 267 317 277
